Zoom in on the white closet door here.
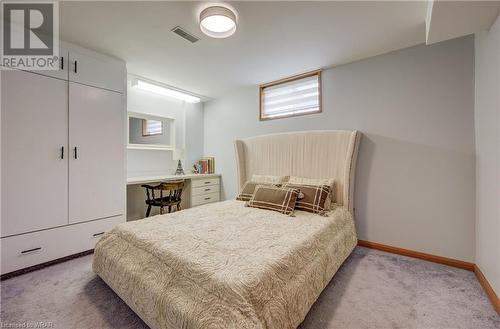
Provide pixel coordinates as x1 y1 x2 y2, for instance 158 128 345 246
24 47 69 81
69 51 125 93
68 82 125 223
1 70 68 237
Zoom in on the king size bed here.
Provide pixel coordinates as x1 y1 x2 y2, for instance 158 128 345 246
93 130 361 329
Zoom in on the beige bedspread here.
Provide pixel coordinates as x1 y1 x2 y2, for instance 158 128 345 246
93 200 357 329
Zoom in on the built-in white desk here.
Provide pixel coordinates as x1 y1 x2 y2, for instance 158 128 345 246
127 173 221 221
127 173 219 185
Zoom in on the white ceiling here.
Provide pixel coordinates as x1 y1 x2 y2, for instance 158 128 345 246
60 1 428 98
426 0 500 44
58 1 495 99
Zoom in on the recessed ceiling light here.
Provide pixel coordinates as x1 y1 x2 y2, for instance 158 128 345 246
199 6 237 38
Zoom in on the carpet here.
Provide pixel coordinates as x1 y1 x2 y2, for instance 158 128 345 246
1 247 498 329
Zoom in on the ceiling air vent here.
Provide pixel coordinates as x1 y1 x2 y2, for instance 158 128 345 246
171 26 199 43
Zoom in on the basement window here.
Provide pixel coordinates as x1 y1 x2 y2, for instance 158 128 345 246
259 70 321 121
142 119 163 136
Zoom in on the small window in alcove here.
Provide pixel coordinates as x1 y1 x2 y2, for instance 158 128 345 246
142 119 163 136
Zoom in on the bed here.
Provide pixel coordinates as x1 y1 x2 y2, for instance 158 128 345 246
93 130 361 329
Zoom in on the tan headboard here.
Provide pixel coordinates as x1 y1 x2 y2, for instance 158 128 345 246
234 130 361 213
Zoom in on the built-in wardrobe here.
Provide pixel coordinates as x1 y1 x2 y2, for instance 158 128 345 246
1 44 126 275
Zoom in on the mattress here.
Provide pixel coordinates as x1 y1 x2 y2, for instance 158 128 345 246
93 200 357 329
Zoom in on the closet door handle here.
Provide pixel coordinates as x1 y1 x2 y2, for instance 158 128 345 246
60 146 64 159
21 247 41 254
73 147 78 159
60 56 64 70
74 60 78 73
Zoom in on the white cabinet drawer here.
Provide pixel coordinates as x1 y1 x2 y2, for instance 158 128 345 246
1 216 123 275
191 192 220 207
192 177 219 188
192 184 220 196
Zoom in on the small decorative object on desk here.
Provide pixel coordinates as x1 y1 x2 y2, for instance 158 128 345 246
173 149 185 175
198 157 215 174
192 163 201 174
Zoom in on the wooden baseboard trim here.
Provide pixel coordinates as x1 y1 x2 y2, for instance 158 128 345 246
474 265 500 315
0 249 94 281
357 240 475 271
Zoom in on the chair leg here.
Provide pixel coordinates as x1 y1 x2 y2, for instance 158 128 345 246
145 205 152 218
168 205 172 213
160 207 164 215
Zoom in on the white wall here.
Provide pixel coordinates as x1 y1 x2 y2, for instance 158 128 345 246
185 99 204 173
204 36 476 262
475 14 500 296
127 76 203 176
126 76 204 220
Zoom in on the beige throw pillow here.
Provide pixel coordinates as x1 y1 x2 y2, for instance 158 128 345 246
251 174 289 184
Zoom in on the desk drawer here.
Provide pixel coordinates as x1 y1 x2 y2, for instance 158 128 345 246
191 192 220 207
192 184 220 196
1 215 123 275
192 177 219 188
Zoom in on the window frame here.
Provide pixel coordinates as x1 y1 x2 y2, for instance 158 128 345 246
259 69 322 121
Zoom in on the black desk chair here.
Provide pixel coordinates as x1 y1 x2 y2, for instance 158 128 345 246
141 180 185 217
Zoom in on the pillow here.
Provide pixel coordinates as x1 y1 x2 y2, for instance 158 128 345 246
236 175 289 201
283 183 330 214
251 174 289 184
236 181 277 201
246 185 300 216
288 176 335 209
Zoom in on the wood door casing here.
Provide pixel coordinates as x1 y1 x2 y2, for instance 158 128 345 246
69 82 125 223
1 70 69 237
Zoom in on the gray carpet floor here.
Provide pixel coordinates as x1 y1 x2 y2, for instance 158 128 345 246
1 247 498 329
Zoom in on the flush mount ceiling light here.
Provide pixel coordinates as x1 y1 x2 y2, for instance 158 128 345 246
132 79 201 103
199 6 237 38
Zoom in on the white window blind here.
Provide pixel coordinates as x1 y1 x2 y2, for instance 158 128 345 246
142 119 163 136
260 71 321 120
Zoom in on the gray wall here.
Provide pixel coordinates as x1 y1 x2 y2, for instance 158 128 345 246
204 36 476 262
475 13 500 295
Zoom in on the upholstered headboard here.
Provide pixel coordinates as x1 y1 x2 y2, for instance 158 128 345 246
234 130 361 213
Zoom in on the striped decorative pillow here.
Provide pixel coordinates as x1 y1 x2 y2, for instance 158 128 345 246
246 185 300 216
236 181 278 201
283 183 330 214
288 177 335 209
